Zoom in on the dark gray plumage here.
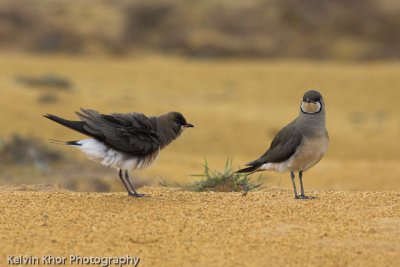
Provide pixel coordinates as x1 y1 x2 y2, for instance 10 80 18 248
44 109 193 197
245 120 303 167
237 90 329 199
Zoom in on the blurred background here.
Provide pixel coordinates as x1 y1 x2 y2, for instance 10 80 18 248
0 0 399 192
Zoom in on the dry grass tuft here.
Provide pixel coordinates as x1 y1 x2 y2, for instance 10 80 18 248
189 159 263 192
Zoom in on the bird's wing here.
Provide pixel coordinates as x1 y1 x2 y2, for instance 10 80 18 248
77 109 160 155
246 121 302 166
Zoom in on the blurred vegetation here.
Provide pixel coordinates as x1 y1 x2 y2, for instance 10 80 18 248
0 134 63 169
16 74 72 90
0 0 399 60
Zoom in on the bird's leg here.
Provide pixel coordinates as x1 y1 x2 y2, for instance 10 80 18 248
290 171 300 199
118 169 136 196
298 171 315 199
124 170 145 197
299 171 306 198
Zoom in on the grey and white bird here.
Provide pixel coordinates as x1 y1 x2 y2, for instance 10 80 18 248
44 109 193 197
236 90 329 199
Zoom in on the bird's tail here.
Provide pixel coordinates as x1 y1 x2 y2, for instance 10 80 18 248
44 114 90 136
236 164 262 174
48 139 80 146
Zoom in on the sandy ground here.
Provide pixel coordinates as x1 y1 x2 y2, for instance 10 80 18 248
1 186 399 267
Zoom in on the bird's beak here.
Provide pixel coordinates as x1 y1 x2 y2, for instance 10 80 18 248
185 123 194 128
305 98 315 103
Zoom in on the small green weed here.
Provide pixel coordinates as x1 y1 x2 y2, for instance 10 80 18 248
190 159 264 192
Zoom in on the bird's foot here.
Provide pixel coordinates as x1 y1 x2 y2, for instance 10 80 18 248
295 194 317 200
128 192 147 198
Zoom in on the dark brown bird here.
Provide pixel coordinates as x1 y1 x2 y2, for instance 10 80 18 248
44 109 193 197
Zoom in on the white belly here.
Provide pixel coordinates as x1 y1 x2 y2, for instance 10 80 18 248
74 139 159 171
260 135 328 173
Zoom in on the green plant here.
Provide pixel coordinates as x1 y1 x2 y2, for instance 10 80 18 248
190 158 264 192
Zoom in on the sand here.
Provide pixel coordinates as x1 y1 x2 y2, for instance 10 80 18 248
1 186 399 267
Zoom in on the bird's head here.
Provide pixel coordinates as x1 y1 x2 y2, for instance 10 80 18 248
167 112 194 134
300 90 324 115
156 112 194 145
